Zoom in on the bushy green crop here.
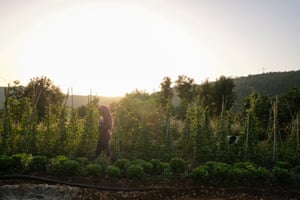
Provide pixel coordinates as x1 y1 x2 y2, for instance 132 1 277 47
0 155 15 174
106 165 121 178
126 164 144 179
190 165 209 183
272 166 290 183
85 164 103 177
170 157 186 174
113 158 130 173
28 155 48 172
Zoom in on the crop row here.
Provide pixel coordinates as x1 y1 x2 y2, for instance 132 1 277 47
1 153 300 185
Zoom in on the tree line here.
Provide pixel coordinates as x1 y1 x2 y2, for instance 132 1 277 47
0 75 300 166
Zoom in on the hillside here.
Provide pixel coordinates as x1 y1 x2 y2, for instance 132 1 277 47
65 95 122 108
1 70 300 109
233 70 300 109
0 87 121 108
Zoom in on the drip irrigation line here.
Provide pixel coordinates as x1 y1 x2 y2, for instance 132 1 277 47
0 175 161 192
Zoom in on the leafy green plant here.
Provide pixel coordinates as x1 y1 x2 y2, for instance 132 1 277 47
142 161 153 174
205 161 230 182
126 164 144 179
272 166 290 183
113 158 130 173
28 155 47 172
150 159 163 175
47 155 68 175
76 157 89 166
60 159 80 176
106 165 121 178
190 165 209 183
95 154 110 170
85 164 102 177
275 161 292 169
255 166 271 181
160 162 171 178
0 155 15 174
11 153 32 172
170 157 186 174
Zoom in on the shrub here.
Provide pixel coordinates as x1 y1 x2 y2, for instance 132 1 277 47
60 160 80 176
205 161 230 182
76 157 89 166
85 164 102 177
143 161 153 174
106 165 121 178
255 166 271 181
294 165 300 173
131 159 146 166
275 161 292 169
28 155 48 172
126 164 144 179
113 159 130 173
11 153 32 172
160 162 171 178
0 155 15 174
150 159 163 175
272 166 290 183
95 155 110 170
131 159 153 174
191 165 209 183
170 157 186 174
46 155 68 175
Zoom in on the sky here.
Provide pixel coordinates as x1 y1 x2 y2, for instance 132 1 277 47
1 0 300 96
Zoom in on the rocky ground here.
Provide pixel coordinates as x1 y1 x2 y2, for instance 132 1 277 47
0 176 299 200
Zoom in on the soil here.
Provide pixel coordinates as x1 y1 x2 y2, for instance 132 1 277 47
1 175 299 200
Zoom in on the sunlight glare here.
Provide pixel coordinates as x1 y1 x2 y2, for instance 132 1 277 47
14 2 218 96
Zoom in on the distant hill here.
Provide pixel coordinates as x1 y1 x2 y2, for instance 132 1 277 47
65 95 122 108
1 70 300 109
233 70 300 110
0 87 121 108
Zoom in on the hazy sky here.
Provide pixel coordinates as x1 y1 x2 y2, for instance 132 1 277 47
1 0 300 96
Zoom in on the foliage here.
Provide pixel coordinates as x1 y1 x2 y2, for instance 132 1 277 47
170 157 186 174
205 161 230 183
0 74 300 169
11 153 32 172
28 155 48 172
275 161 292 169
46 155 68 175
212 76 235 115
126 164 145 179
106 165 121 178
272 166 290 183
113 158 130 173
85 164 103 177
190 165 209 183
0 155 15 173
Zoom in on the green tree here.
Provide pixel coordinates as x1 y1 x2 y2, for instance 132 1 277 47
160 76 174 157
213 76 235 115
174 75 196 120
24 76 65 121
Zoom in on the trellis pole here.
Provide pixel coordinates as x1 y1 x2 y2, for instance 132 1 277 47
272 96 278 161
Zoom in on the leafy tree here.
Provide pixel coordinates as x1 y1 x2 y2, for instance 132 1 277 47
213 76 235 115
24 76 65 121
198 79 214 115
174 75 196 120
111 91 164 159
160 77 174 157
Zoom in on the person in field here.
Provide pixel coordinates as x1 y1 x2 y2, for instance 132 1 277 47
95 105 113 157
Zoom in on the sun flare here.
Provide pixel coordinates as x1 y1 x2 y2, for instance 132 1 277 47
11 2 217 96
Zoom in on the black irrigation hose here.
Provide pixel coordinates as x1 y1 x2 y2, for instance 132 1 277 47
0 175 161 192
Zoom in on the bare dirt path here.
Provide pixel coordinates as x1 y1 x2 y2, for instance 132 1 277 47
1 176 299 200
